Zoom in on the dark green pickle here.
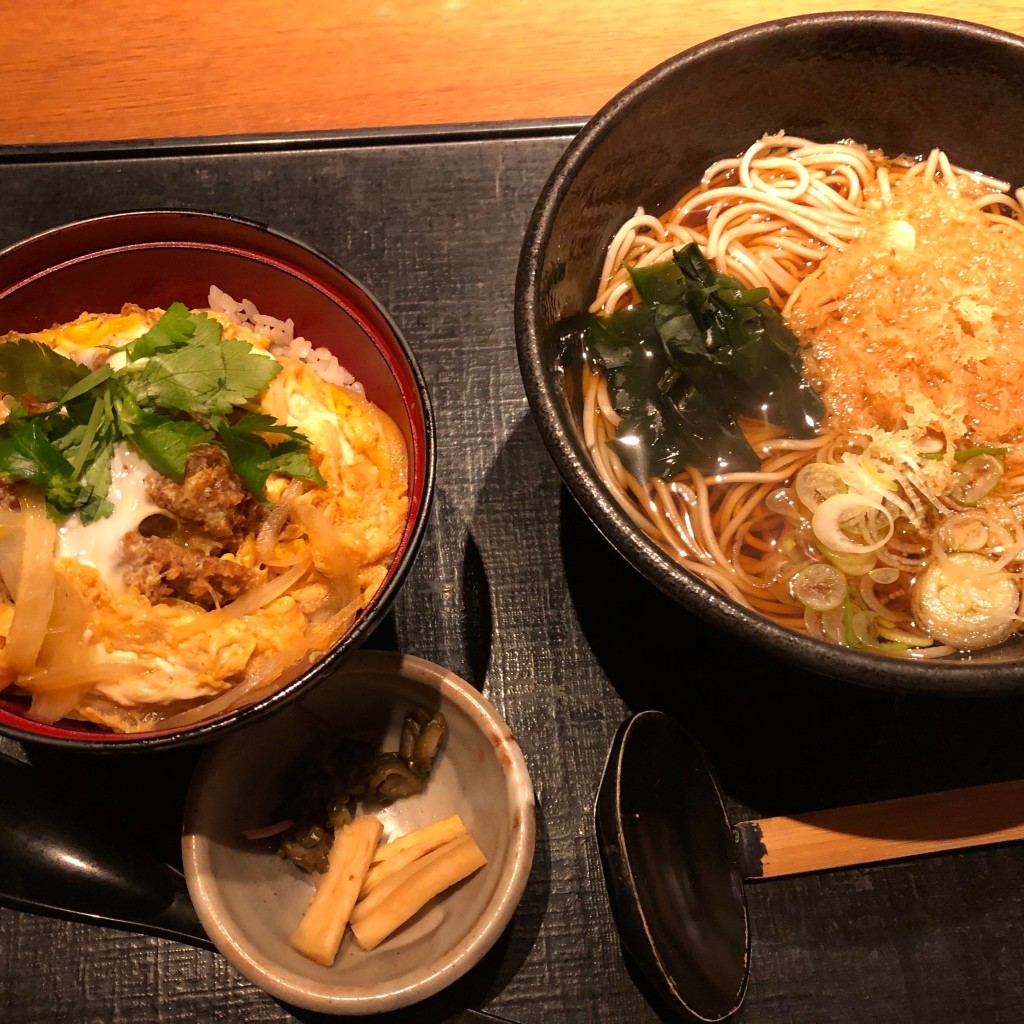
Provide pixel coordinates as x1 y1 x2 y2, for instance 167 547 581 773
275 709 448 874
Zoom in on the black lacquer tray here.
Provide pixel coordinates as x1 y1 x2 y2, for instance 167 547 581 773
0 123 1022 1024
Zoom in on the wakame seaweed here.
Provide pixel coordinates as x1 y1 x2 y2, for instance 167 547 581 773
583 243 824 479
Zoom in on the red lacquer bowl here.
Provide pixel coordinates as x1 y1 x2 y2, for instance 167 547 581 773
0 210 435 750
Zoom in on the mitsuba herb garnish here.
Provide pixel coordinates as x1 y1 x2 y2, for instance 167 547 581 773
583 243 824 480
0 303 325 522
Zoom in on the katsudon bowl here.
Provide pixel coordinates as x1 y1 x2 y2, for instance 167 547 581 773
0 210 434 750
515 13 1024 694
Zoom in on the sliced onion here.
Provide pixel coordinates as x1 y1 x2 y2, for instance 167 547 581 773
902 643 959 659
256 478 306 562
792 562 846 612
156 639 314 729
812 493 894 555
29 683 96 724
935 512 1023 574
256 503 292 562
803 607 823 638
6 494 57 674
35 573 92 672
984 519 1024 573
20 662 135 694
242 819 295 840
0 513 24 596
859 577 889 618
860 450 899 492
290 500 358 586
877 545 929 571
868 566 900 585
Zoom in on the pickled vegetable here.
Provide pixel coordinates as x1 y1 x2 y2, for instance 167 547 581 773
271 708 449 874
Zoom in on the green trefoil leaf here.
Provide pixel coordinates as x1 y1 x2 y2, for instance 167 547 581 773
0 303 320 521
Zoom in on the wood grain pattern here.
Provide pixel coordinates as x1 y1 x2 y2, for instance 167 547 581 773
2 1 1024 145
755 780 1024 878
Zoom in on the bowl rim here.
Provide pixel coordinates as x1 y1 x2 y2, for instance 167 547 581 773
181 648 537 1014
514 11 1024 694
0 209 437 748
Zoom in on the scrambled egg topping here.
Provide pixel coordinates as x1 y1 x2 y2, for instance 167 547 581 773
0 305 408 732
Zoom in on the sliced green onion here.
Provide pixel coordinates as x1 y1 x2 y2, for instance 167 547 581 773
868 566 900 585
765 487 800 520
942 514 990 553
842 597 857 647
953 446 1007 462
792 562 846 612
875 623 935 648
738 286 770 305
851 608 879 647
823 548 878 576
950 454 1003 506
795 463 847 512
871 639 912 652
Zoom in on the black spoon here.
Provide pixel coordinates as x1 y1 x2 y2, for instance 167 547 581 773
0 752 211 948
595 710 1024 1022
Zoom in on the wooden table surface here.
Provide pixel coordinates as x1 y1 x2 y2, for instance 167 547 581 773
3 1 1024 146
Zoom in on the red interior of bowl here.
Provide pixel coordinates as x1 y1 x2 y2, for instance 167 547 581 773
0 211 432 747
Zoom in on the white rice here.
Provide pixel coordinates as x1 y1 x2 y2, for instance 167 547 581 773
207 285 363 394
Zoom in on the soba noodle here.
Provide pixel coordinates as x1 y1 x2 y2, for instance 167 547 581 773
585 133 1024 658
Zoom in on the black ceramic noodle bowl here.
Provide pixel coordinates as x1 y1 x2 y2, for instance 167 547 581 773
516 13 1024 694
0 210 435 749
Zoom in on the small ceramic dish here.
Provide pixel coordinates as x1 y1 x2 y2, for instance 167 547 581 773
182 650 535 1014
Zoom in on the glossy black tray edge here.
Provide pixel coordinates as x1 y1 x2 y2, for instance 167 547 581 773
0 117 587 165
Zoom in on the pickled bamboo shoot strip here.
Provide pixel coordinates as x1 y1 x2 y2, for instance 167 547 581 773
289 815 382 966
350 834 487 951
360 814 467 897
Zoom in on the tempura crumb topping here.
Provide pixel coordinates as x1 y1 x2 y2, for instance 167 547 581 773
791 174 1024 447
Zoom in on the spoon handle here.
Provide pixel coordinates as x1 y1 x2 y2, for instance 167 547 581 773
738 779 1024 880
